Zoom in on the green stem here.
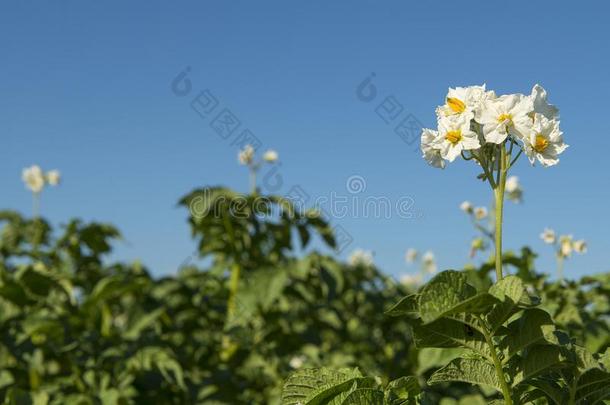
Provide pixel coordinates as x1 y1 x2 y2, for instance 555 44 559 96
249 168 257 194
477 315 513 405
493 144 508 281
33 192 40 219
226 262 241 319
556 254 564 281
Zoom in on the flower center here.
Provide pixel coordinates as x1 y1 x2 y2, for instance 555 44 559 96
534 134 549 152
446 97 466 114
445 130 462 145
497 113 513 125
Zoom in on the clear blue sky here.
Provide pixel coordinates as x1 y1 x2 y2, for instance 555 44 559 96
2 1 609 280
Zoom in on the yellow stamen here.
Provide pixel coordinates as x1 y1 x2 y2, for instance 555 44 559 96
534 134 549 153
445 130 462 145
497 113 513 125
446 97 466 114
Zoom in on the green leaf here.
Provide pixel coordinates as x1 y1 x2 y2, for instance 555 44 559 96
575 368 610 404
486 276 525 331
385 294 418 317
385 376 420 403
510 345 569 387
418 271 498 324
411 318 493 360
281 368 363 405
340 388 384 405
428 357 502 392
500 308 559 360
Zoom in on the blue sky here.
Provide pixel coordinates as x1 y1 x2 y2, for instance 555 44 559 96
1 1 609 280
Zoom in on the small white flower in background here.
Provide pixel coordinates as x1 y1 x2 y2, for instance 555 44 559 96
505 176 523 203
530 84 559 120
420 128 445 169
540 228 556 244
22 165 45 193
238 145 255 165
573 239 587 254
474 206 488 220
400 273 423 287
433 113 481 162
460 201 474 214
46 170 61 186
422 251 437 274
289 355 305 369
263 149 279 163
348 249 374 267
523 113 568 167
405 248 418 264
559 235 573 258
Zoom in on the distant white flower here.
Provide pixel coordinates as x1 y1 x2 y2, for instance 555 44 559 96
474 206 488 220
348 249 374 267
46 170 61 186
477 94 534 144
470 237 486 258
523 113 568 167
400 273 423 287
460 201 474 214
434 114 480 162
22 165 45 193
540 228 556 244
422 251 437 274
530 84 559 120
405 248 418 264
289 355 305 369
559 235 573 258
263 149 279 163
573 239 587 254
420 128 445 169
505 176 523 203
238 145 255 165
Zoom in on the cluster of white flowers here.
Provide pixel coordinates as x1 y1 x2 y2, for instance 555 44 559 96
348 249 374 267
421 84 567 168
460 200 488 220
238 145 279 166
401 249 437 287
22 165 61 193
540 228 587 258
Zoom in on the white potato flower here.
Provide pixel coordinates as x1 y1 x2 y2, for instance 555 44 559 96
477 94 534 144
434 113 480 162
530 84 559 120
46 170 61 186
289 355 305 369
505 176 523 203
573 239 587 254
348 249 374 267
523 113 568 167
436 84 494 118
238 145 255 165
540 228 556 244
559 235 573 258
400 273 423 287
22 165 45 193
474 206 488 220
263 149 279 163
422 251 437 274
405 248 418 264
420 128 446 169
460 201 474 214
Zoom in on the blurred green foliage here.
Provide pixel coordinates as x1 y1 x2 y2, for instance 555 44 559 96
0 187 608 404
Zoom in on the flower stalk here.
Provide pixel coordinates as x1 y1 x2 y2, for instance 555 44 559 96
493 143 509 280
